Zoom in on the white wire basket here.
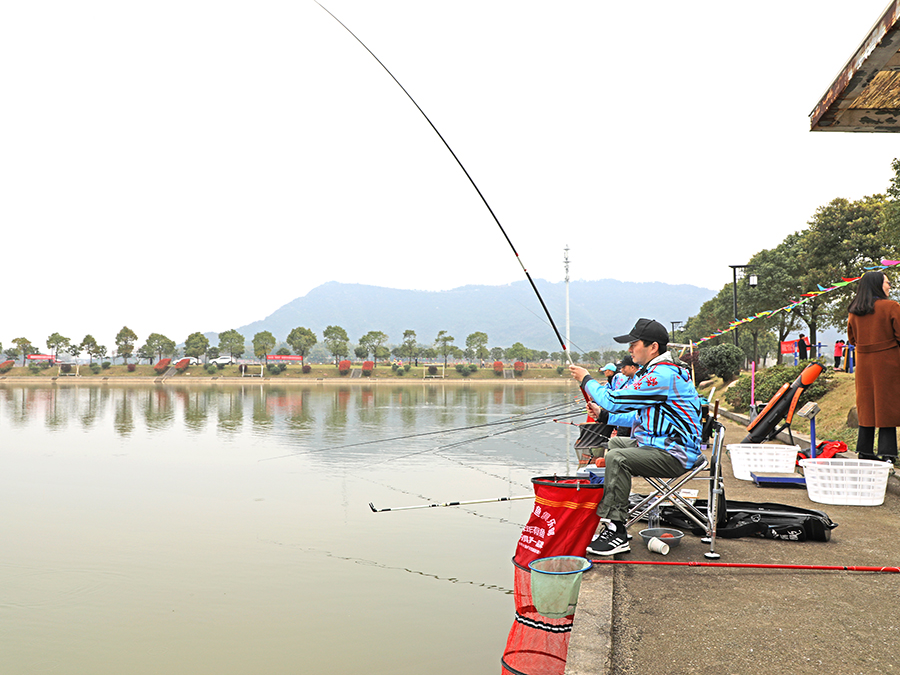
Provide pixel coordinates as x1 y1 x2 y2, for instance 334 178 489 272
727 444 801 481
799 458 892 506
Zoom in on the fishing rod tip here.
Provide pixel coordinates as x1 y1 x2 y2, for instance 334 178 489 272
368 502 377 512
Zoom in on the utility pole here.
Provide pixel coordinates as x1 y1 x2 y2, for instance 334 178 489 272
564 245 570 362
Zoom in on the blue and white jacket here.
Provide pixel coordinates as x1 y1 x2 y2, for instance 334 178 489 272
581 352 702 468
609 372 633 391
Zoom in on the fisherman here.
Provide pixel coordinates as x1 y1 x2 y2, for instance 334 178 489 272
569 318 702 556
599 362 617 385
610 354 638 390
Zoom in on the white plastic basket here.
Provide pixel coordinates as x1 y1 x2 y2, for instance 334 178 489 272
727 444 800 481
799 458 891 506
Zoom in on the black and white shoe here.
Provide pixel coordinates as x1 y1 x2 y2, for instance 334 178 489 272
586 522 630 556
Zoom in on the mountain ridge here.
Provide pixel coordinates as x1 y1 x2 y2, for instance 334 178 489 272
212 279 713 353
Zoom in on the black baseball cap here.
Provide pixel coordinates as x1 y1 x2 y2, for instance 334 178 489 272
617 354 637 368
614 318 669 345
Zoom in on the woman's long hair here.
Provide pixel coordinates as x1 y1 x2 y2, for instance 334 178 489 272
848 271 887 316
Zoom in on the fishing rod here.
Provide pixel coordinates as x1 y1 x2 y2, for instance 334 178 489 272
370 494 533 513
588 559 900 574
316 2 575 369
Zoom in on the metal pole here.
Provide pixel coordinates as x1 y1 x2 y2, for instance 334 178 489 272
732 266 739 346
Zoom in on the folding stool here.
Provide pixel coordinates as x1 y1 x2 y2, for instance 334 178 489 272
625 419 727 559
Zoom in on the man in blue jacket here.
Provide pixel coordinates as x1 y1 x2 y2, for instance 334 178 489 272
569 318 702 555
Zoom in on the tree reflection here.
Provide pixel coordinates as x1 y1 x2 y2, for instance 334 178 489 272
217 389 244 434
113 388 135 436
142 386 174 432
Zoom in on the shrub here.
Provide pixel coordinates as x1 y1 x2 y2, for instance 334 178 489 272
59 363 73 374
267 364 280 374
514 361 526 376
206 364 218 374
101 361 111 370
698 344 743 382
127 363 136 372
90 364 101 374
339 360 351 376
391 362 400 372
557 365 565 375
455 363 467 373
154 358 172 374
396 366 405 376
362 360 374 376
174 358 191 372
302 364 311 374
0 360 14 373
403 364 411 372
428 365 438 375
724 363 831 411
678 350 710 385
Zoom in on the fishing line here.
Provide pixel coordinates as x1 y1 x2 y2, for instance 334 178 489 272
316 2 574 366
588 559 900 573
258 397 584 461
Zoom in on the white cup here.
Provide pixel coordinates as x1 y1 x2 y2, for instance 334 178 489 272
647 537 669 555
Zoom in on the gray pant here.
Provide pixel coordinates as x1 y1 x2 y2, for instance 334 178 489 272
598 436 686 523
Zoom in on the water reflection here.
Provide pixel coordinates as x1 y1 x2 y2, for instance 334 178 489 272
0 381 576 675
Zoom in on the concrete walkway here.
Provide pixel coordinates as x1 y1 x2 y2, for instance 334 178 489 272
565 418 900 675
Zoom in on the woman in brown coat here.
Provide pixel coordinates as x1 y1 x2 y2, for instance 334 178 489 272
847 271 900 462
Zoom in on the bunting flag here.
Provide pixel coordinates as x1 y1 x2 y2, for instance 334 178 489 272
693 259 898 344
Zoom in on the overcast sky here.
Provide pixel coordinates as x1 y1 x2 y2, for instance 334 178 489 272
2 0 897 353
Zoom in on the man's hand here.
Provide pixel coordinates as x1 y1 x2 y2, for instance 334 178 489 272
569 365 589 383
587 401 603 418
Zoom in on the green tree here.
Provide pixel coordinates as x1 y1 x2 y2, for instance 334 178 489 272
253 331 276 361
884 157 900 243
323 325 350 364
185 332 210 361
218 329 246 360
144 333 176 362
4 347 20 363
286 327 317 364
46 332 70 359
465 332 490 362
401 330 418 364
80 335 101 364
506 342 529 363
67 340 82 361
490 346 505 361
434 330 455 368
115 326 138 364
136 344 154 363
12 337 35 365
358 331 388 367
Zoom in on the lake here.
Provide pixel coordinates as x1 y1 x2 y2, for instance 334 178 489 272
0 381 581 674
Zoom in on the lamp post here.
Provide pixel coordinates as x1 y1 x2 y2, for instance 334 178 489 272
670 321 682 344
729 265 757 347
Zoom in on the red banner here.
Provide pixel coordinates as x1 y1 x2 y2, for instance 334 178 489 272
26 354 54 360
780 341 796 355
266 355 303 362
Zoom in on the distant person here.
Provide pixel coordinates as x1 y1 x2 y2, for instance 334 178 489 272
569 318 702 556
847 271 900 464
834 339 845 370
610 355 638 390
797 334 809 360
599 363 617 385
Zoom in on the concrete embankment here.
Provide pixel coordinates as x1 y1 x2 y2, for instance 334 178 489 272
565 418 900 675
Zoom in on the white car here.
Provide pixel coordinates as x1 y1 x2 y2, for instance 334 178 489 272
209 356 235 365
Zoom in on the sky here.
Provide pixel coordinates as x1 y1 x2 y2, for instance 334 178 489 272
2 0 898 354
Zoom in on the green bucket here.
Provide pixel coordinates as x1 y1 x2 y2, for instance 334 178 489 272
528 556 592 619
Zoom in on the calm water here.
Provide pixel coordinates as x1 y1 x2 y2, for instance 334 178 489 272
0 382 579 674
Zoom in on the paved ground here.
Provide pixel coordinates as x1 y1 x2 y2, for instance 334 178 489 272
565 418 900 675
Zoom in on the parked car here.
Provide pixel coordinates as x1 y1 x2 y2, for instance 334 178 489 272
209 355 234 365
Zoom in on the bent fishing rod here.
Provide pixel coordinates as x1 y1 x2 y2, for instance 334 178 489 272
316 2 576 370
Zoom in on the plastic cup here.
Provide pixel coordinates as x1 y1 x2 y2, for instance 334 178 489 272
647 537 670 555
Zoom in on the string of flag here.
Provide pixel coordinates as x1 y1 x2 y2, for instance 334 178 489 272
692 258 900 345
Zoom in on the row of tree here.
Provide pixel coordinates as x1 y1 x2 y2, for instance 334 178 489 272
2 327 622 368
678 158 900 366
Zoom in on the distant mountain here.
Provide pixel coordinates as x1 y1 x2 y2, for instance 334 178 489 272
216 279 713 353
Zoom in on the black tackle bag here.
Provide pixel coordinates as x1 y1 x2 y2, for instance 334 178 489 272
661 500 838 542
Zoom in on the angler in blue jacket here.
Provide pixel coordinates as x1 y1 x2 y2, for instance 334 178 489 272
569 318 702 556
